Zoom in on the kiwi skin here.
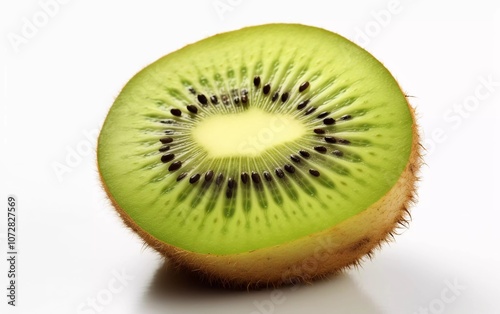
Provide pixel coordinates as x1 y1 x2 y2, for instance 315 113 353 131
98 104 421 289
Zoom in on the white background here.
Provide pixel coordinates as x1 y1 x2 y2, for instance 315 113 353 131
1 0 500 313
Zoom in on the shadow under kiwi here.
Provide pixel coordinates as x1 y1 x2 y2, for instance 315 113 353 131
138 260 384 314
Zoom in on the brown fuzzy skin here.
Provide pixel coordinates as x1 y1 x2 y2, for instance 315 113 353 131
99 104 421 289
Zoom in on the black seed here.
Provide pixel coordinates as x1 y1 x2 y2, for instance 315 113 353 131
313 128 325 135
160 137 173 144
164 130 173 134
226 189 233 198
284 164 295 173
290 155 301 163
161 153 175 163
221 94 229 105
341 114 352 120
160 120 174 124
177 172 187 181
186 105 198 114
271 92 279 102
251 171 261 184
323 118 336 125
253 76 261 87
205 170 214 182
338 138 351 145
263 171 272 182
317 112 329 119
299 150 310 158
241 89 248 103
281 92 289 102
275 168 285 178
189 173 201 184
188 87 196 95
210 95 219 105
216 173 224 185
309 169 320 177
241 172 249 184
299 81 310 92
305 107 317 115
314 146 327 153
297 99 310 110
170 108 181 117
159 146 170 152
332 150 344 157
263 83 271 95
197 94 208 105
168 161 182 171
231 89 240 104
325 136 337 143
228 177 235 189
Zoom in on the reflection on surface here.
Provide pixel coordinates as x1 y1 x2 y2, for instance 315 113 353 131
138 260 384 314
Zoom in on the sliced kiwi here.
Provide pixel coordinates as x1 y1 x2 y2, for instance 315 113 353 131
98 24 420 287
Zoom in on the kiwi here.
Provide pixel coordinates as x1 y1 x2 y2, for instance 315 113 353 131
98 23 420 288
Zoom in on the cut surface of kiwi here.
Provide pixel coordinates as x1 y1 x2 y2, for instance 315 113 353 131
98 24 420 286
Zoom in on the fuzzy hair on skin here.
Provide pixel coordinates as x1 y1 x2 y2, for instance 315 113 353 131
97 101 422 289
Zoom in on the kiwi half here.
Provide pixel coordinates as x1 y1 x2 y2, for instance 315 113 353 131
98 24 420 287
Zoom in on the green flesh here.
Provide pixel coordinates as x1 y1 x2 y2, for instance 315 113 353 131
98 24 413 255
